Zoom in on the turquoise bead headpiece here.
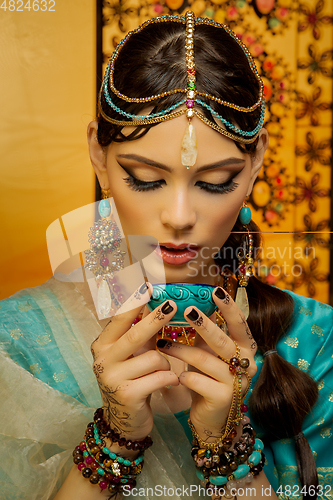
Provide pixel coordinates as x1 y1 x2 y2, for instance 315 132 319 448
98 12 265 146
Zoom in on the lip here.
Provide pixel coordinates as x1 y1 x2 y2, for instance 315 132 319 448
154 242 200 265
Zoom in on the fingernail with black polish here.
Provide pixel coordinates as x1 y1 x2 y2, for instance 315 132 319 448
139 282 149 294
215 287 226 300
156 338 173 349
161 301 174 314
187 308 199 321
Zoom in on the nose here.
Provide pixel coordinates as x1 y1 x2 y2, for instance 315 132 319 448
160 188 196 230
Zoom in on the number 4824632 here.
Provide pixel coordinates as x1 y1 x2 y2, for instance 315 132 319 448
1 0 55 11
276 485 332 497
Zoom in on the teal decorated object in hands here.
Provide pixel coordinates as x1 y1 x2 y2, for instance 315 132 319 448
147 283 217 325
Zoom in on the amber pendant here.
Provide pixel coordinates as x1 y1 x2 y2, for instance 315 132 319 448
181 121 197 168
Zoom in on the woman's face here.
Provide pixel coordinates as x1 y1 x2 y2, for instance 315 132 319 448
91 116 266 285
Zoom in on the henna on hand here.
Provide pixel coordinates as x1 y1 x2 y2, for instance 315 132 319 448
93 362 104 378
98 383 133 434
239 315 257 350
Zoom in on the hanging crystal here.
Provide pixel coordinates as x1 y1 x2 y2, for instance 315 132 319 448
181 120 197 168
97 278 112 318
235 286 249 320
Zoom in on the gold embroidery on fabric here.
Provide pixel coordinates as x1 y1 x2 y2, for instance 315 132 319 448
318 346 325 356
10 328 23 339
312 450 317 461
299 305 312 316
279 438 291 444
320 427 332 439
315 416 325 425
284 335 299 348
30 363 41 375
276 465 333 490
255 354 264 364
297 358 310 371
36 333 51 346
53 371 68 383
276 465 300 489
329 392 333 402
17 302 32 312
311 324 324 337
319 302 331 309
318 379 325 390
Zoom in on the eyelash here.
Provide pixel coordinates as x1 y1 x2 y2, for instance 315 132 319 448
123 173 239 194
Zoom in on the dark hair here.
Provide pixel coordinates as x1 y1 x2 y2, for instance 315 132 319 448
97 21 261 152
97 19 319 496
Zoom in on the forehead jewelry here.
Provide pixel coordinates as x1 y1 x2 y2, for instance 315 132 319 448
181 11 197 169
99 12 265 168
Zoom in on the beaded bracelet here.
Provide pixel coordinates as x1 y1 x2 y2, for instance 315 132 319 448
94 407 153 452
196 447 265 496
191 417 255 469
73 420 145 495
191 419 265 496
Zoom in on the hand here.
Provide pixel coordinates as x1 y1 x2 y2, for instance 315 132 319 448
91 283 179 441
157 286 257 443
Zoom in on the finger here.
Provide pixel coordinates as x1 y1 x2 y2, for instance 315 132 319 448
193 310 217 351
121 349 171 379
141 306 150 319
179 371 231 406
109 300 177 361
96 282 152 347
213 287 257 350
156 339 231 382
130 369 179 398
183 306 238 359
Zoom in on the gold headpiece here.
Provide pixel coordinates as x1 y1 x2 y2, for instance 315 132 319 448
99 13 265 168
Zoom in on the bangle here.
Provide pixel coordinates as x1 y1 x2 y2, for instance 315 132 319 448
94 407 153 451
73 420 145 495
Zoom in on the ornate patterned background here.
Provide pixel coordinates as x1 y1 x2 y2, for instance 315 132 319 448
99 0 333 304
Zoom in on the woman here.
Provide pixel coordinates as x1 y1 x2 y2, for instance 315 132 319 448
0 12 332 500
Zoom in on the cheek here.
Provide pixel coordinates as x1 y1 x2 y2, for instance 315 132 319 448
207 194 243 227
111 189 153 234
203 194 243 246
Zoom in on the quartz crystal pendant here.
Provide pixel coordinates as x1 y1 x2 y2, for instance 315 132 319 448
235 286 249 320
181 121 197 168
97 278 112 318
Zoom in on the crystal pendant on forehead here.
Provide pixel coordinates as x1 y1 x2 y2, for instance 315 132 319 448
181 121 198 168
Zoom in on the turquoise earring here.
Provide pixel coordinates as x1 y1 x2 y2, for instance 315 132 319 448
239 204 252 225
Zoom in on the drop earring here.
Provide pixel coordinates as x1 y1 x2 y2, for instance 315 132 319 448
235 202 253 319
84 195 126 318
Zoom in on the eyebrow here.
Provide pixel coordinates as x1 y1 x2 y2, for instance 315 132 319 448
116 154 245 173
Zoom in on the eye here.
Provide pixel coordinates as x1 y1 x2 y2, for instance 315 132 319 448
195 179 239 194
123 173 166 192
